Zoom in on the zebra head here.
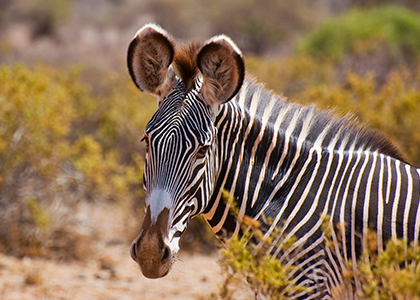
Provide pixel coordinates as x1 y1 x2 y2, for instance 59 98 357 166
127 24 244 278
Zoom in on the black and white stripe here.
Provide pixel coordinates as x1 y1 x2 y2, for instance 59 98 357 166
129 25 420 298
200 78 420 299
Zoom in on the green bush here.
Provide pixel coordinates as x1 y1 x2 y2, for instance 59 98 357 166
215 234 299 300
298 5 420 62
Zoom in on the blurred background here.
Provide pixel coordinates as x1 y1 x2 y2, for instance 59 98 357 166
1 0 420 299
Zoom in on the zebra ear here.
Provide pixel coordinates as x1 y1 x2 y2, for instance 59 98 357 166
197 35 245 106
127 24 176 97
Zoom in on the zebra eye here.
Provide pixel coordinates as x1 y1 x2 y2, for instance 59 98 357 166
141 134 149 151
196 145 209 159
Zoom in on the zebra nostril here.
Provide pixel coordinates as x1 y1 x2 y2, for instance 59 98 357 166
130 242 138 262
161 245 171 264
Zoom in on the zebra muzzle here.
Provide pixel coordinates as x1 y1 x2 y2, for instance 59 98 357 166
130 207 173 278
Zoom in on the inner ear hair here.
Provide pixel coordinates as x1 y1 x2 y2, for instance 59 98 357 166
197 36 245 105
127 24 176 96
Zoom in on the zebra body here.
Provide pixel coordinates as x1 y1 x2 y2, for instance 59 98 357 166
207 80 420 297
127 24 420 299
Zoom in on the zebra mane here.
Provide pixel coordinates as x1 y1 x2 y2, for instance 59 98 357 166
238 77 405 161
173 41 204 91
171 41 403 161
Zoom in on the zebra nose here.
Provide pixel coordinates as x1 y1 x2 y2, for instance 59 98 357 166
130 234 172 278
130 238 171 264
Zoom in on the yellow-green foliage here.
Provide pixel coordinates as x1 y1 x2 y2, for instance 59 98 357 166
343 235 420 299
0 64 153 198
0 63 155 257
0 64 75 180
211 190 302 300
304 69 420 166
216 222 420 299
217 234 300 300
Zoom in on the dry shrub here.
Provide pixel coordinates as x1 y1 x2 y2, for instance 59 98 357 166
214 211 420 300
0 64 153 260
341 231 420 299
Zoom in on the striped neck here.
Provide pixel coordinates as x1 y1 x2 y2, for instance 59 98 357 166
202 77 404 239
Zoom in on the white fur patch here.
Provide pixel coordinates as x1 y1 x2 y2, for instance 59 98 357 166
147 189 172 224
134 23 169 39
206 34 242 56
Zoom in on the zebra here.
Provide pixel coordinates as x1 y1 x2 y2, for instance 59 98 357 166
127 24 420 299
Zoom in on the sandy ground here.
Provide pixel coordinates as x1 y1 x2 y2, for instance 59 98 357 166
0 246 223 300
0 202 227 300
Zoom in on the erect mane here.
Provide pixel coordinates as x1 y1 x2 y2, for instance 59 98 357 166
171 42 404 161
173 41 204 91
238 78 405 161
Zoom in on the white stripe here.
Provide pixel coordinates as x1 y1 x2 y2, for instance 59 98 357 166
391 160 402 240
274 147 324 256
203 104 241 224
386 156 392 204
403 164 413 255
271 109 303 180
206 84 249 232
338 149 361 263
377 154 384 252
414 169 420 248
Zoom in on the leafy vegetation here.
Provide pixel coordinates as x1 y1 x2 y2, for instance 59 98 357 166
299 5 420 61
207 190 302 300
211 198 420 299
214 234 299 300
0 64 154 258
350 237 420 299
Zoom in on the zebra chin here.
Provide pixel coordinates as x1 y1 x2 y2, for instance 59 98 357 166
130 206 178 279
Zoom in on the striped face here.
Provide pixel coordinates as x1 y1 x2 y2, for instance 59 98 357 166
127 24 244 278
141 79 217 249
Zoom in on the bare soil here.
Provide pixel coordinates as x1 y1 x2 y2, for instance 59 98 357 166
0 247 222 300
0 202 224 300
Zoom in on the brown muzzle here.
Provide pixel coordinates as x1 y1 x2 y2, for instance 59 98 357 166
130 207 172 278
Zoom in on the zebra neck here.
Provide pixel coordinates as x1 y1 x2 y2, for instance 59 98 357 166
203 95 322 240
202 77 406 241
